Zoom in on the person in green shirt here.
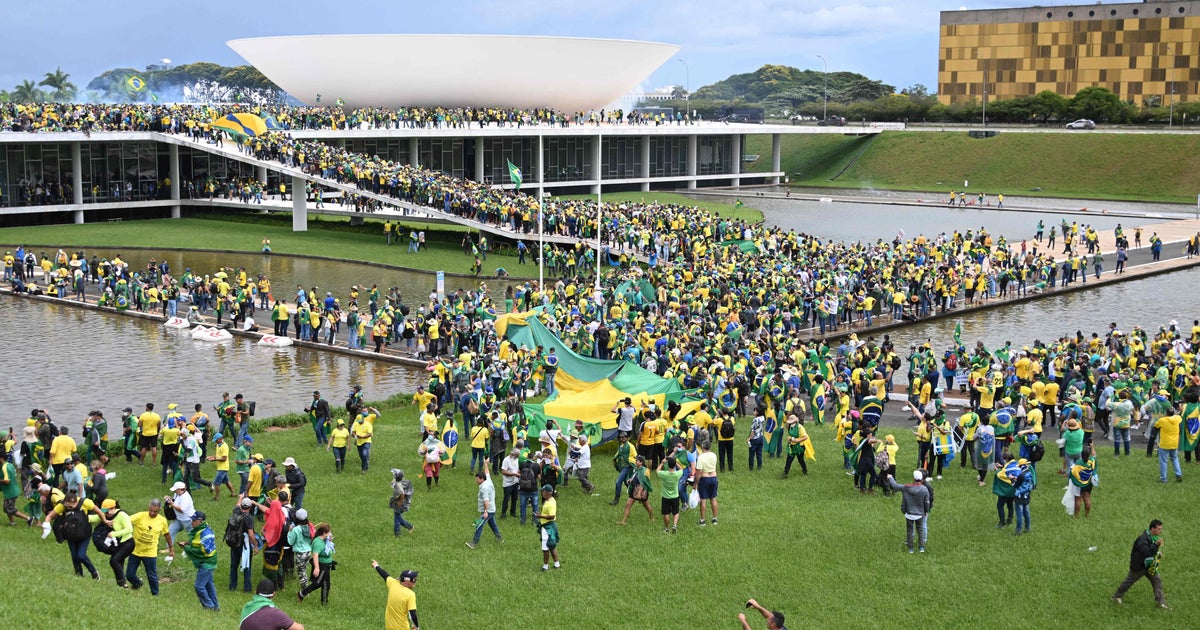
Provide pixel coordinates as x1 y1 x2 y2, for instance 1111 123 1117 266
235 436 254 496
1 452 32 525
287 509 315 593
656 456 684 533
178 511 219 610
298 522 334 605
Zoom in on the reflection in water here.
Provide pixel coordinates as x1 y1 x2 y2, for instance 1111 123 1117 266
0 298 425 430
885 268 1200 352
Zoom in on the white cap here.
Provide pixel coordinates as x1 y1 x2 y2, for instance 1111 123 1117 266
282 457 297 467
913 470 924 481
170 481 187 491
295 508 308 521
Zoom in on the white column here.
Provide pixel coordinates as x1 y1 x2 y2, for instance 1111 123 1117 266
536 135 545 199
640 134 651 192
591 134 602 195
409 138 419 167
292 175 307 231
71 142 83 205
168 144 181 219
475 137 485 183
730 134 741 187
686 134 698 190
256 165 268 185
771 133 782 185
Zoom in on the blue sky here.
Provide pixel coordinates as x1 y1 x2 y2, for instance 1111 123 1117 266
1 0 1041 98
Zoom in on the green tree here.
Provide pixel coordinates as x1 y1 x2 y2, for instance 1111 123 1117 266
12 80 45 103
38 67 76 102
1069 87 1124 122
1028 90 1069 123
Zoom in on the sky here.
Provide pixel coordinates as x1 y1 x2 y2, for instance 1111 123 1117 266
1 0 1050 98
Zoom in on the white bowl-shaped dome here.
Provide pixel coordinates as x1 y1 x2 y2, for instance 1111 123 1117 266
228 34 679 111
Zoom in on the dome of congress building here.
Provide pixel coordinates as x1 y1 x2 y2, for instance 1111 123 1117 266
228 34 679 111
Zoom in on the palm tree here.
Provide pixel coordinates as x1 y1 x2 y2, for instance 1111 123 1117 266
38 67 76 102
12 80 45 104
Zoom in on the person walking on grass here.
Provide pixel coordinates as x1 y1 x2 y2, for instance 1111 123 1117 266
296 522 334 605
466 458 502 548
535 484 560 571
695 439 720 526
885 469 931 553
390 469 415 536
656 455 684 533
616 455 654 525
207 433 237 501
1112 519 1168 609
126 498 173 594
179 510 219 611
328 419 349 473
288 509 315 594
371 560 419 630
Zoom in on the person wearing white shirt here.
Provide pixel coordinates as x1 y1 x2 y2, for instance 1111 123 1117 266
499 449 521 519
567 435 595 495
165 481 195 540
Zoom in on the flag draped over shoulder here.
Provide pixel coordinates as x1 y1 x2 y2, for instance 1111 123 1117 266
1182 403 1200 452
507 159 523 191
441 418 459 463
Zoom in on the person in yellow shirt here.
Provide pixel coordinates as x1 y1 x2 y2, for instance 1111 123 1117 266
534 484 560 571
372 560 419 630
206 433 236 500
1154 412 1183 482
468 418 491 474
419 404 439 441
159 406 182 484
49 425 77 479
636 408 666 468
126 498 173 595
328 419 350 473
42 490 108 578
138 402 162 466
354 407 378 474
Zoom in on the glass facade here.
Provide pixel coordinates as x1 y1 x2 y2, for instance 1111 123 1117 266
697 136 732 176
648 136 687 177
599 137 643 180
177 145 258 193
543 137 592 183
482 138 536 184
0 143 72 205
417 138 465 178
345 138 411 164
938 2 1200 104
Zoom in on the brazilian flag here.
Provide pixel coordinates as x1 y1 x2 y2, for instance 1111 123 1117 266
1182 402 1200 452
1069 463 1095 488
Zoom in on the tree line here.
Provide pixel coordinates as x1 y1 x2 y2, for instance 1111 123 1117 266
0 63 285 105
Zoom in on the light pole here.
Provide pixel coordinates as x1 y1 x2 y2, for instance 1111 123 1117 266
677 58 690 103
817 54 828 121
1164 44 1175 128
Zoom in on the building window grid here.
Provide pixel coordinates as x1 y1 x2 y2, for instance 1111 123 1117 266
600 137 643 180
698 136 732 176
649 137 687 178
543 138 589 183
483 138 534 184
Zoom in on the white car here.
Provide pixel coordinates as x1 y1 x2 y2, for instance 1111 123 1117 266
1065 119 1096 129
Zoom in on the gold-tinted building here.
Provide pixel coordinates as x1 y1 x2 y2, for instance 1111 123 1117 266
938 0 1199 105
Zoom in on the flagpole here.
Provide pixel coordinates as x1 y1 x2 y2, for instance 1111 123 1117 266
596 132 602 295
538 190 544 293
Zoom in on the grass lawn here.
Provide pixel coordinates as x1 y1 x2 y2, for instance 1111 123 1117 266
4 397 1198 628
560 191 765 223
0 215 522 278
744 131 1200 204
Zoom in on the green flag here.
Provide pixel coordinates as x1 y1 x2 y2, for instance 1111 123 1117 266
507 159 523 190
734 199 744 209
336 97 345 107
953 322 962 348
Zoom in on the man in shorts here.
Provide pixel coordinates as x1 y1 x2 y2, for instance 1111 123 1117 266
138 402 162 466
656 455 684 533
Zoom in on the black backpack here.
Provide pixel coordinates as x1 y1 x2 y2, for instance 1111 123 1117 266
519 463 537 492
58 505 92 543
223 511 247 548
890 356 902 370
92 521 116 555
720 418 735 439
1028 440 1046 463
345 397 357 413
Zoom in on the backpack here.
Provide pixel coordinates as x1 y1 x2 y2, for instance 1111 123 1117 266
345 397 357 413
719 418 735 439
92 521 116 555
1027 440 1046 463
890 356 902 370
223 511 247 548
519 464 537 492
946 354 958 371
58 505 92 543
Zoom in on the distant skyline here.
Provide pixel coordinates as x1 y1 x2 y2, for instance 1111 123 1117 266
3 0 1065 100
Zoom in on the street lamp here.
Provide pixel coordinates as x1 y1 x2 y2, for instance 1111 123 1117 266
817 54 828 121
677 58 690 102
1164 44 1176 128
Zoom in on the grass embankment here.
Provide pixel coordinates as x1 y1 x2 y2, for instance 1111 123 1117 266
745 131 1200 203
0 215 516 277
3 395 1198 628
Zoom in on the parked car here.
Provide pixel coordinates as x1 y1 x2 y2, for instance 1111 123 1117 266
1065 119 1096 129
817 116 846 127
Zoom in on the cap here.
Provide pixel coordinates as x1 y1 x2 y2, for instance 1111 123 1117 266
167 403 178 410
313 390 321 397
235 394 244 399
1017 458 1030 466
242 435 254 443
282 457 297 468
101 499 118 511
540 484 554 493
913 470 924 481
170 481 186 491
253 453 264 461
294 508 308 521
255 578 276 596
240 498 253 508
336 419 345 425
399 569 419 581
213 433 224 440
191 511 206 522
123 407 133 413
